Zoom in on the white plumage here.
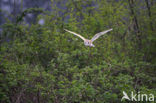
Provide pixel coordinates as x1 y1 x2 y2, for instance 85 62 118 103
64 28 113 47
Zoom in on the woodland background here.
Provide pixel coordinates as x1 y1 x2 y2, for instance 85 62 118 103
0 0 156 103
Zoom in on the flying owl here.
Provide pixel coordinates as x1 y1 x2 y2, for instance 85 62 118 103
64 28 113 47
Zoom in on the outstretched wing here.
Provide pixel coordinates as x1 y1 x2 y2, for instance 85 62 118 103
91 28 113 42
64 29 86 41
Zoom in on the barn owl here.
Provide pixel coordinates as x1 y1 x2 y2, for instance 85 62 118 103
64 28 113 47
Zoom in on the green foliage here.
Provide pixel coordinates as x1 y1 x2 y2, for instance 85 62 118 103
16 8 45 24
0 0 156 103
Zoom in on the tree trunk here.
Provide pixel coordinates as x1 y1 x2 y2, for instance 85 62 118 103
145 0 154 31
128 0 142 49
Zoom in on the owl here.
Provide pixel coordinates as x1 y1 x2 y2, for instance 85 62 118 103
64 28 113 47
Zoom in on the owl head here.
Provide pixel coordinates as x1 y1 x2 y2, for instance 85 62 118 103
84 40 95 47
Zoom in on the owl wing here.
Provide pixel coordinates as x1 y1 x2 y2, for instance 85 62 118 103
91 28 113 42
64 29 86 41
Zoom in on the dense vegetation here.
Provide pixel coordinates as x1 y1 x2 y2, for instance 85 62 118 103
0 0 156 103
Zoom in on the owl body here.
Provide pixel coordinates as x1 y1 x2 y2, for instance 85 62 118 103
84 39 95 47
